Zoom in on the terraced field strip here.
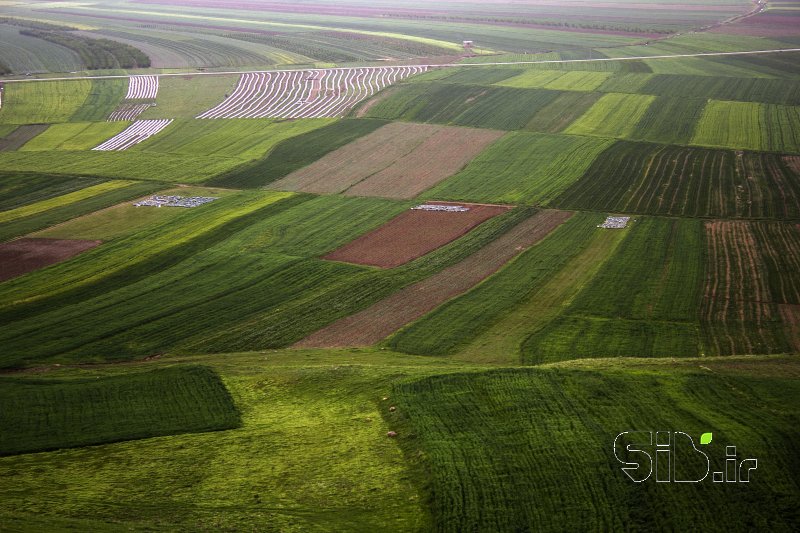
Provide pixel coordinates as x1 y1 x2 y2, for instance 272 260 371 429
92 119 172 151
197 66 426 119
126 75 158 99
271 122 504 199
108 102 152 121
0 180 133 224
323 202 510 269
0 124 48 152
0 238 102 282
454 225 627 364
297 209 571 348
553 142 800 219
701 220 798 355
0 366 239 456
564 93 656 138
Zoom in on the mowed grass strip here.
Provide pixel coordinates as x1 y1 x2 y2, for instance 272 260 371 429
297 209 571 348
0 366 240 456
0 80 91 124
0 180 133 224
553 141 800 219
426 132 612 205
392 362 800 532
692 101 800 153
564 93 656 138
208 119 388 189
19 122 130 151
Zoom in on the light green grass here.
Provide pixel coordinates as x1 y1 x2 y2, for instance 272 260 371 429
565 93 656 138
132 118 333 160
425 132 612 205
0 80 91 124
18 122 129 151
0 180 133 224
138 74 241 119
692 100 800 153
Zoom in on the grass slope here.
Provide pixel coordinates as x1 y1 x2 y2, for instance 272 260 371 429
692 101 800 153
0 80 91 124
70 79 127 122
0 366 240 456
18 122 129 151
564 93 656 138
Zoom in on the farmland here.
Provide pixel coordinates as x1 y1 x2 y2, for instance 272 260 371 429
0 1 799 530
0 365 239 456
270 122 504 198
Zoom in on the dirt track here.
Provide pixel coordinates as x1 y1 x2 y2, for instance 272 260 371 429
323 201 510 268
0 238 101 282
298 209 572 347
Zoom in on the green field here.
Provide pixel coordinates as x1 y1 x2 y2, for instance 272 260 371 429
209 118 388 188
138 75 240 119
564 93 656 138
692 101 800 153
629 96 706 145
362 82 562 130
393 359 800 531
0 172 104 212
18 122 129 151
0 366 240 456
552 141 800 219
70 79 127 121
0 80 91 124
425 132 612 204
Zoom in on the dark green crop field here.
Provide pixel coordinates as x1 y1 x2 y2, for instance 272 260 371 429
393 361 800 532
0 365 239 456
553 142 800 219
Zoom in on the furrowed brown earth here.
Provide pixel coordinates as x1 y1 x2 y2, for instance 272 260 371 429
779 304 800 352
270 123 503 199
323 201 511 268
298 209 572 348
785 156 800 175
345 127 505 199
0 238 101 282
0 125 49 152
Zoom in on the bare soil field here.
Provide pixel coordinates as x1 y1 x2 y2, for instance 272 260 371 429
0 238 101 282
299 209 572 347
271 123 502 199
323 201 511 268
0 125 49 153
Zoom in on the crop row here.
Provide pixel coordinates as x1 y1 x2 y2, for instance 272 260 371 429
197 67 427 119
126 75 158 100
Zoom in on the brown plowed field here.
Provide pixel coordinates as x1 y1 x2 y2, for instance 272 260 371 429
323 201 511 268
270 122 503 199
0 238 101 282
298 209 572 347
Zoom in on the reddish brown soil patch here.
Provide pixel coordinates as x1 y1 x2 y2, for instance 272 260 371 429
784 156 800 175
298 209 572 347
323 201 511 269
0 238 101 282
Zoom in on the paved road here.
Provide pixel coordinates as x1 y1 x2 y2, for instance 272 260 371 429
1 47 799 84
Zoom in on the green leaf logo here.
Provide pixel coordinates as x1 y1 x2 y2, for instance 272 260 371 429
700 432 713 445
